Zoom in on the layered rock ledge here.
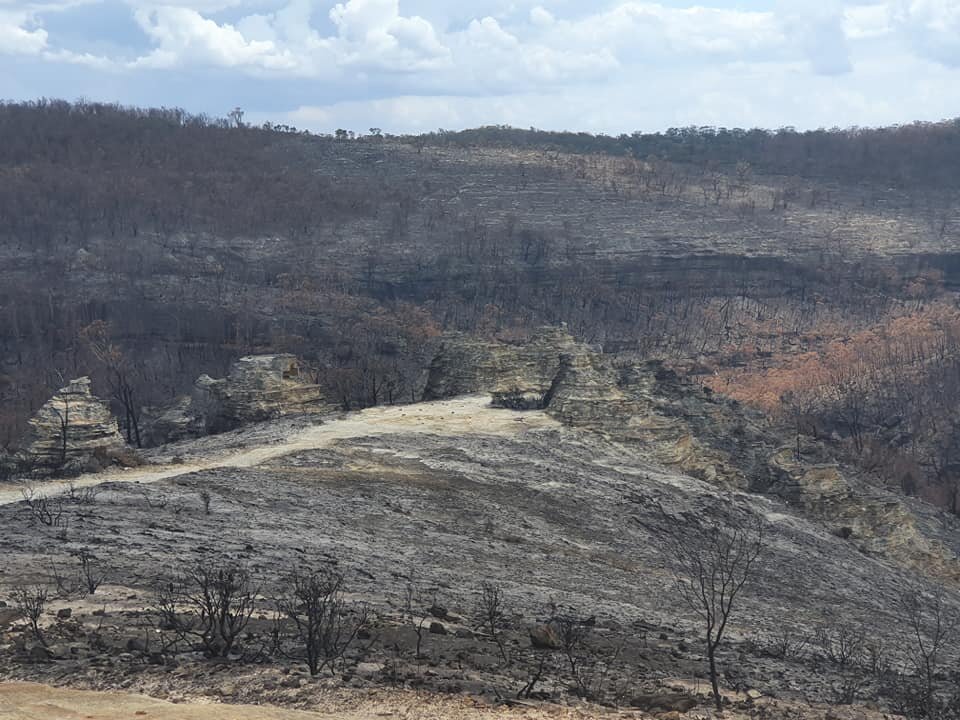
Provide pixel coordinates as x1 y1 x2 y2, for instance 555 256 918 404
143 354 327 445
22 377 125 468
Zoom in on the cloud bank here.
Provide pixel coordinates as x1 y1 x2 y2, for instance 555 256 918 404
1 1 959 133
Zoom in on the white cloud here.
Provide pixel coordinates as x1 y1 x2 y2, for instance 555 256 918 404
844 3 893 40
266 45 960 135
5 0 960 136
899 0 960 67
776 0 852 75
0 9 49 55
130 6 300 70
327 0 450 71
529 6 553 27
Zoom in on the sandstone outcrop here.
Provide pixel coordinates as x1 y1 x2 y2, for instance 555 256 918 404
23 377 125 467
422 327 586 406
142 354 326 444
139 396 202 446
419 327 960 583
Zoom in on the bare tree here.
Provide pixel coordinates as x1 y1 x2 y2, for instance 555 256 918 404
813 623 865 667
402 579 429 669
654 504 764 711
276 567 368 676
155 561 258 658
475 582 510 665
80 321 142 447
20 487 63 527
12 585 49 644
76 548 105 595
49 396 70 467
547 602 620 701
900 583 958 717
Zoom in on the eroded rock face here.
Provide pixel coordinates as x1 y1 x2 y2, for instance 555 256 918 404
139 396 202 447
769 449 851 511
420 327 960 584
423 327 585 405
23 377 125 467
205 354 325 431
142 354 326 444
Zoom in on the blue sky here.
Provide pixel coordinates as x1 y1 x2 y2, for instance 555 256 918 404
2 0 959 134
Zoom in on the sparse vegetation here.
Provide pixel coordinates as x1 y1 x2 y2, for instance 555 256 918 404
475 582 510 666
654 503 764 711
276 566 369 677
899 584 959 718
12 584 48 645
154 561 258 658
6 99 960 719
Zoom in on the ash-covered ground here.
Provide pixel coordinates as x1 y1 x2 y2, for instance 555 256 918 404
0 397 955 718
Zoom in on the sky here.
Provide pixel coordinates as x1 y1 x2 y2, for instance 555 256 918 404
1 0 959 135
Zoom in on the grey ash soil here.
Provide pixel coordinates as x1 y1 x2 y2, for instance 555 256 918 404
0 398 953 713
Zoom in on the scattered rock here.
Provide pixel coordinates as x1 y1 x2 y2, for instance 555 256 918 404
428 603 448 619
126 637 148 653
630 693 698 713
28 645 53 661
355 662 382 676
529 624 561 650
47 643 74 659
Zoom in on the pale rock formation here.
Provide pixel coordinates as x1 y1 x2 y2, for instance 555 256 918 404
23 377 125 466
197 354 325 432
142 354 326 444
139 396 202 446
423 326 586 406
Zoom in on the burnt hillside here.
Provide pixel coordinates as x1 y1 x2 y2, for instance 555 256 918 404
2 99 960 480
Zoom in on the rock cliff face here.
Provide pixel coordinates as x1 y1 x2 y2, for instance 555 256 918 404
422 327 585 405
142 354 326 445
422 327 960 584
23 378 125 467
195 354 326 432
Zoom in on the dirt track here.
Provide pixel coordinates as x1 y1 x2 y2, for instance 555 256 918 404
0 397 559 507
0 682 611 720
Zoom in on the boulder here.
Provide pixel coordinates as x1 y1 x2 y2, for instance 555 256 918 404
22 377 126 468
141 354 327 444
629 693 698 713
529 624 561 650
428 603 448 619
140 396 203 447
212 355 325 428
768 448 850 511
422 327 586 402
0 608 21 629
28 645 53 661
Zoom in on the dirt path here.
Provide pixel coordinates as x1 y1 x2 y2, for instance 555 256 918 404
0 397 559 507
0 682 605 720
